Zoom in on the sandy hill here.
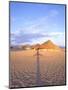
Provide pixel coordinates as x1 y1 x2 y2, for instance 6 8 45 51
11 40 61 50
31 40 60 50
31 44 40 49
40 40 60 50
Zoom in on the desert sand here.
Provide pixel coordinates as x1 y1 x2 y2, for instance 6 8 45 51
10 49 66 88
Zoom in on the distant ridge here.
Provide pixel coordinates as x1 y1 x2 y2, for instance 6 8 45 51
40 40 60 50
10 40 61 50
31 40 60 50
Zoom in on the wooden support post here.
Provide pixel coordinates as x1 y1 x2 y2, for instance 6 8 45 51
36 48 41 86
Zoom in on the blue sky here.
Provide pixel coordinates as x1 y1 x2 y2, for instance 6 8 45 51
10 2 65 47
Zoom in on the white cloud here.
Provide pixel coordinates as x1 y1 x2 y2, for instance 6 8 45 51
11 9 59 35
